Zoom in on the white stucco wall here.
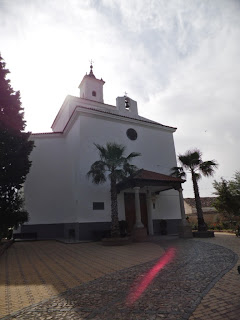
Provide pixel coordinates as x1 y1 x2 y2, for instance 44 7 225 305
74 112 180 223
24 134 76 224
184 202 193 215
154 190 181 219
51 97 71 132
25 102 181 226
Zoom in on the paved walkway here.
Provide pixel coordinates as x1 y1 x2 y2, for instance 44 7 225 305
0 240 164 318
190 234 240 320
0 234 239 319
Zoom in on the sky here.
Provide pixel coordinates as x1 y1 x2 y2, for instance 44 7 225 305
1 0 240 198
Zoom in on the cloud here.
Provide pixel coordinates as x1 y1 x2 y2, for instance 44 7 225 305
1 0 240 196
138 1 240 196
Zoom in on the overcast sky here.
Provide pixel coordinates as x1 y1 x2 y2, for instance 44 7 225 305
1 0 240 198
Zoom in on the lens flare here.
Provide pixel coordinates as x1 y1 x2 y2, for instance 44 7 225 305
126 247 176 306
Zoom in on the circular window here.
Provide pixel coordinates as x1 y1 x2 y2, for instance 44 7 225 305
126 128 137 140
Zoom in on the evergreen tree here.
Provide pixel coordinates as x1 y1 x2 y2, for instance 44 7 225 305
213 174 240 222
0 54 34 239
229 171 240 196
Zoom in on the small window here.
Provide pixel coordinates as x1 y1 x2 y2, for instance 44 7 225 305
93 202 104 210
126 128 137 140
92 91 96 97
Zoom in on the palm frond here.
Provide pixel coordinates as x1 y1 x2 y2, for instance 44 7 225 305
194 172 201 181
126 152 141 160
94 143 107 160
200 160 218 177
106 142 125 161
89 142 141 184
102 143 126 169
179 149 201 170
112 169 126 182
171 166 186 179
87 160 107 184
123 162 138 177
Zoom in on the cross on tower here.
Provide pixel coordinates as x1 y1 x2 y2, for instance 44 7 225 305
89 59 94 73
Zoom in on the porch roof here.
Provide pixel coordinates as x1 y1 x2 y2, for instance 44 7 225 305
116 169 185 192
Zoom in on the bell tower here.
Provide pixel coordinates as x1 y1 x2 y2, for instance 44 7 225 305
78 62 105 103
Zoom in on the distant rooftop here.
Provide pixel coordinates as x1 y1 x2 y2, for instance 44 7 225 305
184 197 217 208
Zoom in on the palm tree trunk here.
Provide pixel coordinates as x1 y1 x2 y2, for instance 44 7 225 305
191 170 207 231
110 175 120 237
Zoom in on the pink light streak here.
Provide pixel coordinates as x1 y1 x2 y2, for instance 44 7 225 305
126 247 176 306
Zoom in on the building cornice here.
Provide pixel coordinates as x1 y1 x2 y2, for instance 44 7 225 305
51 95 116 129
74 105 177 132
31 131 63 138
32 103 177 138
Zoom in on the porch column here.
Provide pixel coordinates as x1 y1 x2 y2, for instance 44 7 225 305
134 187 144 228
178 187 188 226
146 191 154 235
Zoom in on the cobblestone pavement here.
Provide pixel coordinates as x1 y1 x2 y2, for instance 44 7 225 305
190 233 240 320
0 240 164 318
1 233 239 320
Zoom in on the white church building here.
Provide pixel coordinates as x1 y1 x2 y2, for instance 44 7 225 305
19 65 186 241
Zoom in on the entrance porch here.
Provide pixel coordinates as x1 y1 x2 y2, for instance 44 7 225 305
117 169 191 238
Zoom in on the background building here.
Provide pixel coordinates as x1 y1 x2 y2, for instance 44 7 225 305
184 197 219 226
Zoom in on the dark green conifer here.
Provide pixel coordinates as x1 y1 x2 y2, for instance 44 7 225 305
0 54 34 239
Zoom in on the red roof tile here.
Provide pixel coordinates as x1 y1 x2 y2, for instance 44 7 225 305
31 132 62 136
184 197 217 207
133 169 185 182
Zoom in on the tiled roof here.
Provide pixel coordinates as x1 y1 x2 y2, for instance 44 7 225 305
184 197 217 208
116 169 185 192
184 198 196 207
133 169 185 182
31 131 62 136
51 96 177 132
32 104 175 136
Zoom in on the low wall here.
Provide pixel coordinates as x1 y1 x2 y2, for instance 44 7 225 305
19 222 112 241
153 219 181 235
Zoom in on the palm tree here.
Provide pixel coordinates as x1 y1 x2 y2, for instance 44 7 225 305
87 142 141 238
171 149 218 231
